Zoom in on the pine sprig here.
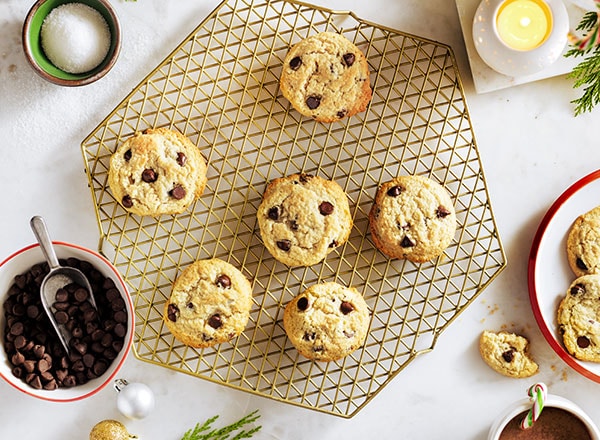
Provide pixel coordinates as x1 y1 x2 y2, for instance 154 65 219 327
180 410 261 440
566 10 600 115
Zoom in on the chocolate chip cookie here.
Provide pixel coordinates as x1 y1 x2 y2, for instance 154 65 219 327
557 274 600 362
479 330 538 378
567 206 600 277
279 32 372 123
108 127 207 216
369 175 456 262
283 282 370 362
163 259 253 349
257 173 353 267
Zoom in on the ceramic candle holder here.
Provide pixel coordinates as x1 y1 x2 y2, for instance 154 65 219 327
473 0 569 77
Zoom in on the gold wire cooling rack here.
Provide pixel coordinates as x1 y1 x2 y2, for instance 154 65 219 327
81 0 506 418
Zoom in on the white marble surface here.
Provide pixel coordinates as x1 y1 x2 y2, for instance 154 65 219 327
0 0 599 438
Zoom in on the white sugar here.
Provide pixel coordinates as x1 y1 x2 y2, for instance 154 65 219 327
40 3 111 74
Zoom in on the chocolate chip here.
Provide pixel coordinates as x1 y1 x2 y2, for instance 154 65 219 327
186 302 194 309
122 195 133 208
142 169 158 183
336 110 347 119
54 311 69 325
62 375 76 387
576 257 589 271
571 283 585 296
343 330 355 338
208 314 223 329
436 206 451 218
72 341 88 355
93 360 108 376
386 186 403 197
502 348 516 363
577 336 591 348
340 301 354 315
72 327 83 339
329 240 339 248
124 149 132 161
297 297 309 311
33 344 45 359
83 353 95 368
276 239 292 251
74 287 89 303
55 288 69 303
26 305 40 319
176 152 187 166
306 95 321 110
299 174 313 183
9 322 23 336
11 351 25 366
303 331 316 341
14 335 26 350
114 310 127 323
27 374 42 390
288 220 299 231
169 185 186 200
167 304 179 322
343 53 355 66
319 201 334 216
401 236 415 248
268 206 281 221
289 56 302 70
37 358 51 373
216 274 231 289
44 379 57 390
113 323 126 338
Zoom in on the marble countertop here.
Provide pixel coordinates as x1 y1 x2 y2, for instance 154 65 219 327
1 0 599 438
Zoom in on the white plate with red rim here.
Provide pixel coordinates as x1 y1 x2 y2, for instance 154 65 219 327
529 169 600 382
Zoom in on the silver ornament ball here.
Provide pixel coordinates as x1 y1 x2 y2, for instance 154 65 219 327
114 379 155 420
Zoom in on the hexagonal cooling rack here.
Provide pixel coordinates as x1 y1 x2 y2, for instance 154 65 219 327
81 0 506 418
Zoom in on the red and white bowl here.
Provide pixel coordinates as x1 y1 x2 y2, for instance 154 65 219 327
0 241 133 402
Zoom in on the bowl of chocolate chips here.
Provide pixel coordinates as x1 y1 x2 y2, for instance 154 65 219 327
0 241 133 401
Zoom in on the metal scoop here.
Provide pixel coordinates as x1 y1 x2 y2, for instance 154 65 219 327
30 216 97 354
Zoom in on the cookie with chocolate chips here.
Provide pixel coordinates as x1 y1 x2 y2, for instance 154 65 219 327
108 127 207 216
557 274 600 362
279 32 372 123
479 330 538 378
283 282 370 362
257 173 353 267
163 259 253 348
567 206 600 277
369 175 456 262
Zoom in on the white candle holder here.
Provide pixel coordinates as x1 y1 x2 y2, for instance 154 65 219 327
472 0 569 77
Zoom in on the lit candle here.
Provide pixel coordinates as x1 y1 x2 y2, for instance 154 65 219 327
495 0 553 51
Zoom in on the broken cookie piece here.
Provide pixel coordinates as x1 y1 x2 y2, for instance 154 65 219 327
479 330 538 378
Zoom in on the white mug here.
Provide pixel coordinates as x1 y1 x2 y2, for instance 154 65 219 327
488 394 600 440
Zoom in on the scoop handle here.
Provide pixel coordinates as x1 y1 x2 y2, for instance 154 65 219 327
30 216 61 271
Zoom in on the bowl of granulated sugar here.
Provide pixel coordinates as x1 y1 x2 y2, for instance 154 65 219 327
23 0 121 86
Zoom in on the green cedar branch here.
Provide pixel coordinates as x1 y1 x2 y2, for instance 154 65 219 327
180 410 261 440
566 11 600 116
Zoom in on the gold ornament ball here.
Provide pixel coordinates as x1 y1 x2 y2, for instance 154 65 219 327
89 420 138 440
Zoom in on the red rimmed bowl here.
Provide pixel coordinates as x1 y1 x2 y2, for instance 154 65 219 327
528 169 600 382
0 241 133 401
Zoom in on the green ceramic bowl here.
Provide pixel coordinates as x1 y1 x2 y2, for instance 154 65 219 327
22 0 121 86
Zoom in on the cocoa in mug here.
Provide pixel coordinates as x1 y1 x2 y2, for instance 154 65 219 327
499 408 591 440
